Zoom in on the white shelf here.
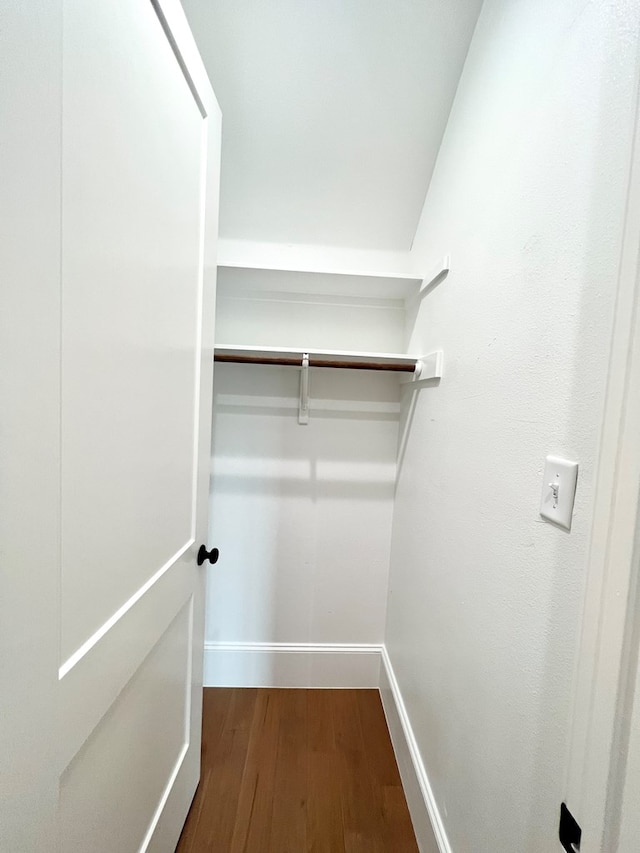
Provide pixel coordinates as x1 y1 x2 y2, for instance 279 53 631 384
214 345 443 425
217 265 421 302
217 238 420 283
214 345 443 381
214 344 419 371
218 262 422 282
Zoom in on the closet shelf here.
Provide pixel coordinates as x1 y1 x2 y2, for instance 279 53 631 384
215 345 443 425
214 344 419 373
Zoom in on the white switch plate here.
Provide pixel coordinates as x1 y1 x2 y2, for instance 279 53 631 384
540 455 578 530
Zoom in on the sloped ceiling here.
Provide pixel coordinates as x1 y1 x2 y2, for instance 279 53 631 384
182 0 483 251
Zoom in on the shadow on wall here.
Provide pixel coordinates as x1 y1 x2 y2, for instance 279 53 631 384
395 268 447 486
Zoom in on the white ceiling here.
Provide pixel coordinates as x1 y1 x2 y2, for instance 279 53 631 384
182 0 483 251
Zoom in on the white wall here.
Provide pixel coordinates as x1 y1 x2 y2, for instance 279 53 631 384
205 273 403 686
181 0 483 250
386 1 640 851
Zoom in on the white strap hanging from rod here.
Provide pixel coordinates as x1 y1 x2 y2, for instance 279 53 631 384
299 352 309 425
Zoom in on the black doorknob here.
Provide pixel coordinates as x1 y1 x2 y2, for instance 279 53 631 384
197 545 219 566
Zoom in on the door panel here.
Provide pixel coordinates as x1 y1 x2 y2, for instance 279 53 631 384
60 600 192 853
60 0 204 663
58 567 194 774
2 1 219 850
57 1 221 850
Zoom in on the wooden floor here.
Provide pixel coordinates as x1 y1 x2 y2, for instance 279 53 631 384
175 688 419 852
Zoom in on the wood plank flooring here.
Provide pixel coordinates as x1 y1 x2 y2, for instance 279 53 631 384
175 688 418 853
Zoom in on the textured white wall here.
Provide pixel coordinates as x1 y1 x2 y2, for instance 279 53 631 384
206 280 403 682
386 1 640 851
206 365 398 644
181 0 483 250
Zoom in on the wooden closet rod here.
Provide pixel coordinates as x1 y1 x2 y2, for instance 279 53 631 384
214 352 417 373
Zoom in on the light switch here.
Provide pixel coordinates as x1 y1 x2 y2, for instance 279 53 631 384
540 455 578 530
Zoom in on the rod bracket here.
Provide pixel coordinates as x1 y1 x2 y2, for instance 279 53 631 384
415 350 443 380
400 350 444 383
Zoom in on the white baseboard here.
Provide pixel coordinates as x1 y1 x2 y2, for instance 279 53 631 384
203 640 446 853
203 641 382 688
379 646 451 853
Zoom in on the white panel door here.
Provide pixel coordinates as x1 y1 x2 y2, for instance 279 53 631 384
1 2 220 851
58 2 220 851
